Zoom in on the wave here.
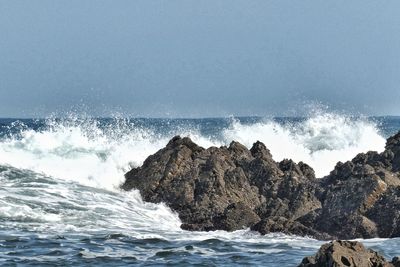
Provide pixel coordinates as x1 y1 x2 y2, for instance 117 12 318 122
0 113 387 193
0 117 167 190
222 113 386 177
0 113 395 264
0 163 321 247
2 164 399 264
0 164 182 235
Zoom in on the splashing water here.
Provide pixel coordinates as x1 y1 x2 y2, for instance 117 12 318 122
0 116 221 190
222 113 386 177
0 113 397 266
0 113 387 189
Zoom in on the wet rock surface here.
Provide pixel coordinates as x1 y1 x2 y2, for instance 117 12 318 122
299 240 399 267
122 132 400 240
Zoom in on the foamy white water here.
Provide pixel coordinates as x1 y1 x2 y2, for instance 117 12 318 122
223 114 386 177
0 163 321 246
0 114 397 266
0 117 220 190
0 113 388 236
0 113 386 192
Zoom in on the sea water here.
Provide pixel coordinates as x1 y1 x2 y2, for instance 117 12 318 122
0 113 399 266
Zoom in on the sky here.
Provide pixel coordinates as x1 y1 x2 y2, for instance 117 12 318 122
0 1 400 118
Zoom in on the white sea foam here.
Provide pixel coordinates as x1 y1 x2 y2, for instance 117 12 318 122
0 165 182 235
0 113 396 266
0 118 167 190
222 113 386 177
0 113 387 193
0 113 388 236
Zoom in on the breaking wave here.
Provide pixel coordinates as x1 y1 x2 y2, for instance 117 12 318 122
222 113 386 177
0 113 396 266
0 113 386 190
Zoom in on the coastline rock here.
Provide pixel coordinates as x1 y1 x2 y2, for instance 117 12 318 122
122 131 400 240
310 134 400 239
299 240 399 267
122 135 321 232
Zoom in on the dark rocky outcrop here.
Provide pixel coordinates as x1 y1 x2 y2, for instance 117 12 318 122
310 132 400 239
299 240 400 267
122 132 400 240
122 136 321 233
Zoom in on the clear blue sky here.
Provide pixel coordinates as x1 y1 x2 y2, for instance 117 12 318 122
1 1 400 117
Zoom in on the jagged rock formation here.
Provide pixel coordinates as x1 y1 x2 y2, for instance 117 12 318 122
299 240 400 267
310 132 400 239
122 132 400 240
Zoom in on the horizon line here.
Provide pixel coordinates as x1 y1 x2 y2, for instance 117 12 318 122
1 115 400 120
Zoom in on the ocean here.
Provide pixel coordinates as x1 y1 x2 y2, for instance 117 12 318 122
1 113 399 266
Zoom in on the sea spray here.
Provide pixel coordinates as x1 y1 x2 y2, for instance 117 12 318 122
0 113 387 190
222 113 386 177
0 114 398 266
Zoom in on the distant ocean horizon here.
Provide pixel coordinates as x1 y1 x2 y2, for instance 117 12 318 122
1 112 400 266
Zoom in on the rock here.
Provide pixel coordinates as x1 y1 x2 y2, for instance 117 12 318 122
299 240 398 267
386 131 400 171
392 257 400 267
123 135 321 233
251 216 331 240
122 131 400 240
311 135 400 239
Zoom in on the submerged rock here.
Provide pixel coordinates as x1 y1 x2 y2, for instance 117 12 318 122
122 131 400 240
299 240 399 267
